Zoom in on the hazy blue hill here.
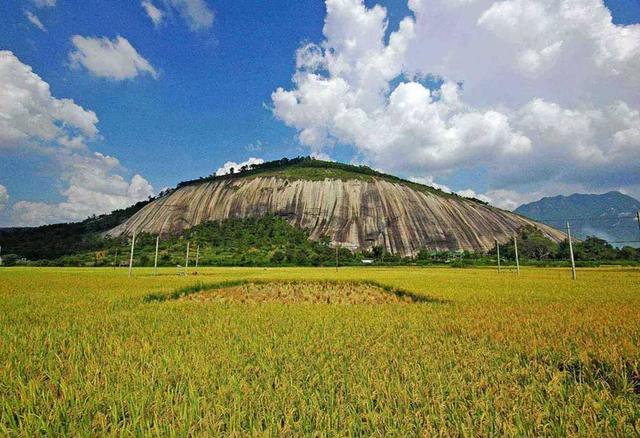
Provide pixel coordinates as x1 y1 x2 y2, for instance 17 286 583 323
515 192 640 246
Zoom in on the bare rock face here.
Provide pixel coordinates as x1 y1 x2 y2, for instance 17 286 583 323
108 176 565 256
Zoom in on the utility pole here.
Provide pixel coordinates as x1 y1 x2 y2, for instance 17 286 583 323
154 235 159 276
513 234 520 275
128 231 136 278
185 241 190 276
195 245 200 274
495 239 501 273
637 210 640 236
114 249 118 269
335 243 339 272
567 222 577 281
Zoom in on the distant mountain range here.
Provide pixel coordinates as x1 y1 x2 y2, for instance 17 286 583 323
515 192 640 247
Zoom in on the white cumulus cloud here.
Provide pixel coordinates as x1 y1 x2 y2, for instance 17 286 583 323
0 51 98 149
478 189 539 211
25 11 46 31
170 0 214 30
142 1 165 27
157 0 214 31
272 0 640 207
69 35 158 80
215 157 265 176
12 151 154 226
0 51 154 226
409 176 452 194
405 0 640 106
456 189 492 204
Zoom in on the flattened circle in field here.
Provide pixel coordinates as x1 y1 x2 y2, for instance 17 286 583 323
179 281 420 304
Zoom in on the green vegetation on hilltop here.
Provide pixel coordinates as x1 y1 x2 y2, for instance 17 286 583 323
176 156 477 202
250 165 380 182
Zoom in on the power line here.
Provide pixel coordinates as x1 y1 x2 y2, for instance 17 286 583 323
531 216 639 222
607 240 640 244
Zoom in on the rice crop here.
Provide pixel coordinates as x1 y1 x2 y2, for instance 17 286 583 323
179 280 422 304
1 266 639 436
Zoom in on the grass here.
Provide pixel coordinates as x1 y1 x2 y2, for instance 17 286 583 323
246 165 461 199
144 278 440 304
178 280 434 304
1 266 639 435
178 157 460 199
249 165 381 182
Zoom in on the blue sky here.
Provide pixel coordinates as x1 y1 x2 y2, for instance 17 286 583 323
1 0 326 202
1 0 639 225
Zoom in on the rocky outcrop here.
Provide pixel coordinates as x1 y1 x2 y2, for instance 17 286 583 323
108 176 565 256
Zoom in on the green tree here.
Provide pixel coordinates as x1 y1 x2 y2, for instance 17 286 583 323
618 246 639 260
578 236 617 261
518 225 558 260
271 250 286 264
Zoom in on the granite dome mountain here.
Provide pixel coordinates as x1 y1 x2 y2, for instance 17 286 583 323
109 158 564 256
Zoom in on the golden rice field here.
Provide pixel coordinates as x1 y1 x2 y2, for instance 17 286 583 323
1 266 639 436
178 280 423 305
